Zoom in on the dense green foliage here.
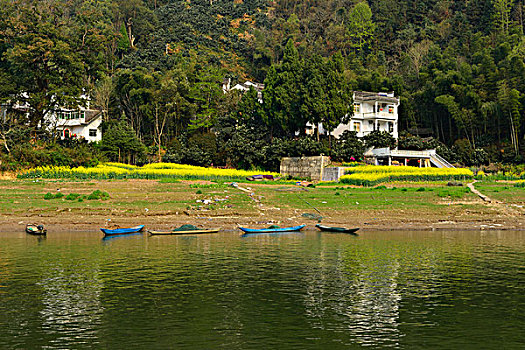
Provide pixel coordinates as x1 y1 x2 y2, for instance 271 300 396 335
0 0 524 170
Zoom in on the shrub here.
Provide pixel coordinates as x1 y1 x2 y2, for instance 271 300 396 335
44 192 64 200
65 193 82 200
87 190 109 200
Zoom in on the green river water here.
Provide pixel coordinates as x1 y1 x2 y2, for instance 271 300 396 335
0 230 523 349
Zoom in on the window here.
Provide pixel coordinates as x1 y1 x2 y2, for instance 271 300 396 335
388 105 394 114
89 129 97 137
64 129 70 138
353 122 361 132
353 103 360 113
389 122 394 133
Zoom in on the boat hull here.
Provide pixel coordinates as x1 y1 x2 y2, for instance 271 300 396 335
26 224 47 236
26 226 47 235
148 229 220 235
239 224 306 234
100 225 145 236
315 224 359 234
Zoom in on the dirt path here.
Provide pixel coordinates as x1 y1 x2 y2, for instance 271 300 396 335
467 181 492 202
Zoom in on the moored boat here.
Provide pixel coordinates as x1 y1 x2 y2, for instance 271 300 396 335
26 224 47 235
149 224 219 235
100 225 145 236
315 224 359 235
239 224 306 235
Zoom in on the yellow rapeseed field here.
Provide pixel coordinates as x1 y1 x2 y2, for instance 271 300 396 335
340 165 473 186
19 163 280 181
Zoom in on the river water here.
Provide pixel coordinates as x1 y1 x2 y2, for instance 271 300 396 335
0 230 523 349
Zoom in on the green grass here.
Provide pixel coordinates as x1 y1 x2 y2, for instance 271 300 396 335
256 185 477 212
474 182 525 204
0 179 494 223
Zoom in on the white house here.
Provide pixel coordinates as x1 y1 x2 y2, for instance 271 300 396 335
2 94 103 142
307 91 400 139
223 78 264 102
49 107 103 142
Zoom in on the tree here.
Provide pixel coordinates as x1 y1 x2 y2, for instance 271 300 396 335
92 74 114 122
346 2 375 54
187 65 223 132
263 39 305 136
1 1 85 128
333 131 365 162
151 69 191 161
114 68 156 139
363 130 397 149
100 121 146 164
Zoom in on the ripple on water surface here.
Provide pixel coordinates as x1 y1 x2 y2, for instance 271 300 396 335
0 230 523 349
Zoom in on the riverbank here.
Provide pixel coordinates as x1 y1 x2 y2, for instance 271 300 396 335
1 178 524 232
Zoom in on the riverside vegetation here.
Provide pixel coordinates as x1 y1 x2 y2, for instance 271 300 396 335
0 0 524 173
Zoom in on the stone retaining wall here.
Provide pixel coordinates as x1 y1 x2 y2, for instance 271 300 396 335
280 156 330 181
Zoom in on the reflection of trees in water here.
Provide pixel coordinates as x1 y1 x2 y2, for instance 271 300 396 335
303 241 402 347
37 260 103 345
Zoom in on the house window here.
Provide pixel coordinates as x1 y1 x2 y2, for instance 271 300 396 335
389 122 394 133
353 122 361 132
353 103 360 113
388 105 394 114
64 129 70 138
89 129 97 137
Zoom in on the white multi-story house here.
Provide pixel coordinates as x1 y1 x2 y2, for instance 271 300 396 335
306 91 400 139
337 91 399 138
323 91 400 139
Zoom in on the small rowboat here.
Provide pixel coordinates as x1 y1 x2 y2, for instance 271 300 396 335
26 224 47 235
100 225 145 236
315 224 359 235
149 225 220 235
239 224 306 235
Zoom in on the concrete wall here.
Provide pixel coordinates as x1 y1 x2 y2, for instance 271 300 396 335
280 156 330 181
321 167 345 182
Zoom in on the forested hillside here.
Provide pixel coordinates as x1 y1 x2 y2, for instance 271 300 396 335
0 0 524 170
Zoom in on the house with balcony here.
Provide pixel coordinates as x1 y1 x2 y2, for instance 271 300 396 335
305 91 400 139
334 91 399 139
49 107 103 142
2 93 103 142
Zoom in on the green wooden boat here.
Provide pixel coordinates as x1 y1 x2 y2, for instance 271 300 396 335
315 224 359 235
148 224 219 236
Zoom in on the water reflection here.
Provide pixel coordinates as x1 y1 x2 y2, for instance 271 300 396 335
302 236 402 347
102 232 143 242
0 230 523 349
37 254 104 346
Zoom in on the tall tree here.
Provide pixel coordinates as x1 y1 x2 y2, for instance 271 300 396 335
0 0 85 127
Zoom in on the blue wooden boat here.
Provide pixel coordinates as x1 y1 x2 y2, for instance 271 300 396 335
239 224 305 235
100 225 145 236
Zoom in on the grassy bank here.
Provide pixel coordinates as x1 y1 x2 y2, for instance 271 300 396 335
2 178 523 231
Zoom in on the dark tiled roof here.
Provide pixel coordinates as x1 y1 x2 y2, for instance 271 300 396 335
354 91 399 104
83 110 102 125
